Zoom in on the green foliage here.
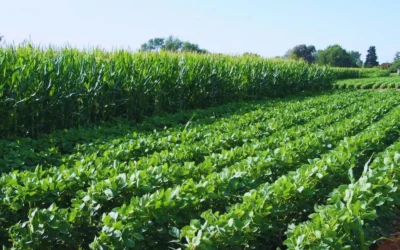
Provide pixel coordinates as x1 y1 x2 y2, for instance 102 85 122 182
140 37 165 51
393 51 400 62
1 41 400 250
348 50 363 67
358 68 390 78
317 45 358 68
242 52 261 58
1 91 357 246
389 59 400 73
364 46 379 68
181 42 207 53
140 36 207 53
285 44 317 64
0 45 334 138
178 97 400 249
284 141 400 249
2 90 400 249
0 99 276 172
162 36 183 52
335 77 400 89
330 67 390 80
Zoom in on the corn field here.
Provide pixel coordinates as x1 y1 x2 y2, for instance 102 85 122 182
0 45 336 138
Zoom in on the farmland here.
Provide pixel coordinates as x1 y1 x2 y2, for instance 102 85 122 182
1 47 400 249
335 76 400 89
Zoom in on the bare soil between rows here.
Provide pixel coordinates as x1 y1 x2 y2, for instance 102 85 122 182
370 218 400 250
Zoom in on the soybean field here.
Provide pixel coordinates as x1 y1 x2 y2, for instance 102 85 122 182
0 89 399 249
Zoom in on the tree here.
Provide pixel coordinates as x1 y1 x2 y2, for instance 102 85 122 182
181 42 200 52
181 42 207 53
348 50 363 67
140 37 165 51
394 51 400 62
284 44 316 64
181 41 207 53
389 60 400 73
140 36 207 53
364 46 379 68
242 52 261 58
316 45 357 67
163 36 183 52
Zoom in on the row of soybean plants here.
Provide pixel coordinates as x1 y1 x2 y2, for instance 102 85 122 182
173 92 400 249
1 91 352 175
335 77 400 89
0 46 333 138
0 90 355 247
1 91 338 173
0 95 286 171
284 139 400 249
4 91 398 249
92 91 400 249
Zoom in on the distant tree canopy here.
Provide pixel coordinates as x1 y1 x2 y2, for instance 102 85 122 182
389 59 400 72
284 44 316 64
316 45 357 67
388 51 400 72
394 51 400 62
364 46 379 68
348 50 363 67
242 52 262 58
140 36 207 53
140 38 164 51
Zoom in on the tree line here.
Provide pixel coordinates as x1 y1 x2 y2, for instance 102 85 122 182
283 44 380 68
140 35 207 53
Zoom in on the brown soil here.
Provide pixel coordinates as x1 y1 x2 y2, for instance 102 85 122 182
372 234 400 250
370 220 400 250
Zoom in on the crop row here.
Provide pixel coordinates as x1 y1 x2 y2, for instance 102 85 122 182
5 91 400 249
3 91 368 180
0 96 279 170
335 77 400 89
0 91 370 246
331 67 390 80
90 95 397 249
175 102 400 249
0 91 340 172
57 90 339 169
284 139 400 249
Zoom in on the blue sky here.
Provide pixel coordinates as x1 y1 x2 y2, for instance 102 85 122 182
1 0 398 62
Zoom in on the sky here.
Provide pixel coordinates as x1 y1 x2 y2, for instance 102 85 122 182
1 0 399 63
